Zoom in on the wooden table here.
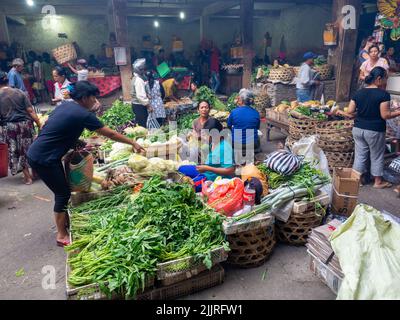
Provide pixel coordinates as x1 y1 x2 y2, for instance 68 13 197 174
265 118 289 141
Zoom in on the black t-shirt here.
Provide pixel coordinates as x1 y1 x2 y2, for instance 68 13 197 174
352 88 391 132
0 87 31 125
27 101 104 165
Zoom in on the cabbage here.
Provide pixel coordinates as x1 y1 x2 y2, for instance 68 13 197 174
132 126 148 138
148 158 167 171
127 154 149 172
109 143 132 161
110 150 131 161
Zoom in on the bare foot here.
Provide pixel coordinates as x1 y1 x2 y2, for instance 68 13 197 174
373 182 392 189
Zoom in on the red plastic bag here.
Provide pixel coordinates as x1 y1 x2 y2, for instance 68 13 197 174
207 178 244 217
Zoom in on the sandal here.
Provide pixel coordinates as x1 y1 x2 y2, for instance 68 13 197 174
56 239 70 247
373 182 393 189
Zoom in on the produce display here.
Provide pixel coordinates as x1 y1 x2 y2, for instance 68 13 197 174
194 86 226 111
177 113 198 130
165 97 193 109
99 100 135 131
67 176 228 299
226 92 239 112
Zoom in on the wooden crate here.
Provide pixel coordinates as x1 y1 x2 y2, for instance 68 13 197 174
292 191 330 214
137 265 225 300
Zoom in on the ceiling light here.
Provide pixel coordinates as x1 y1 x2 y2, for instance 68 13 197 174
180 12 185 20
154 20 159 28
26 0 34 6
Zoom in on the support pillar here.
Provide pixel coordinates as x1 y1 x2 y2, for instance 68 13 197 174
0 14 10 45
240 0 254 88
111 0 132 101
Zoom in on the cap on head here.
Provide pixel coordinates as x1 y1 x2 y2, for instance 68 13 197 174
303 52 317 60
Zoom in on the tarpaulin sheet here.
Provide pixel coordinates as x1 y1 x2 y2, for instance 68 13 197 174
88 76 121 97
330 204 400 300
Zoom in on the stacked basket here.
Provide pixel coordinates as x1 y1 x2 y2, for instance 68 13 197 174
52 43 77 65
314 64 333 81
253 86 271 118
268 67 294 83
316 120 354 171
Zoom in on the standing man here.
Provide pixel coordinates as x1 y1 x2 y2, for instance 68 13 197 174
296 52 320 103
8 58 27 93
210 43 221 93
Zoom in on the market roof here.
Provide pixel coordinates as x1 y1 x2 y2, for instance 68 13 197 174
1 0 379 19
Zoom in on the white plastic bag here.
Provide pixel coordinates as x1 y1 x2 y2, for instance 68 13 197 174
291 135 332 201
146 112 160 130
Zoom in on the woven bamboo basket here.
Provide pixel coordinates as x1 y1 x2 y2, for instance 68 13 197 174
316 120 353 139
314 64 333 80
326 151 354 170
318 139 354 153
52 43 77 65
289 117 323 140
293 66 301 77
276 209 325 245
285 136 299 150
227 226 276 268
268 67 294 82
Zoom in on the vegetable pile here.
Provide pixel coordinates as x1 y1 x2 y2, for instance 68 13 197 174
99 100 134 131
194 86 226 111
67 177 228 299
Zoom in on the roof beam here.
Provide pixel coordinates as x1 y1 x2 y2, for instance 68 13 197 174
202 1 238 16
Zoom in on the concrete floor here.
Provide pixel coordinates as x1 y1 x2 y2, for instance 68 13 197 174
0 129 398 300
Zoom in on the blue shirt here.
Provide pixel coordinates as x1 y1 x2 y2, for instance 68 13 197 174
204 140 234 182
27 101 104 165
8 68 26 92
227 106 260 145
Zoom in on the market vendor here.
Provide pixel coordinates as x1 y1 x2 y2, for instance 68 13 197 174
162 74 182 103
27 81 145 247
337 67 400 189
359 45 389 84
295 52 320 103
192 100 211 141
180 118 235 184
188 81 198 99
52 66 72 106
131 58 151 127
227 88 261 155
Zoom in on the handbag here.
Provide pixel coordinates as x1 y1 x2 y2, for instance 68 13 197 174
264 150 303 176
64 150 94 192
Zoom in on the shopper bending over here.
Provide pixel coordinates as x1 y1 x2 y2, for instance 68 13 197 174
338 67 400 189
27 81 144 247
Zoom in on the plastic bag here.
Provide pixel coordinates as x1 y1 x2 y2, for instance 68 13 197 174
264 150 302 176
331 204 400 300
291 135 332 201
241 164 269 196
206 178 244 217
146 111 160 130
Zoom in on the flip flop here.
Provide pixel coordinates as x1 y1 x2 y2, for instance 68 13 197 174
56 240 70 247
373 182 393 189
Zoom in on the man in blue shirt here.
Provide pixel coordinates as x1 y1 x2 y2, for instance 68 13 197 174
227 88 261 155
8 58 26 93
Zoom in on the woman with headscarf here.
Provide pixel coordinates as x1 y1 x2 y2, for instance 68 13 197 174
0 71 41 184
131 58 151 127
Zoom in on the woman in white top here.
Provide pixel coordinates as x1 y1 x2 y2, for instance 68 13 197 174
359 45 389 82
52 66 72 106
67 59 89 81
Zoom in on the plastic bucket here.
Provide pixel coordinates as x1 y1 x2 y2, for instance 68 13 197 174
0 143 8 178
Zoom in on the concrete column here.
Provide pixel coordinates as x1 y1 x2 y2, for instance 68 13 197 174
240 0 254 88
111 0 132 101
0 14 10 45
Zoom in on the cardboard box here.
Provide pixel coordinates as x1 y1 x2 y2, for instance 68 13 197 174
331 168 361 217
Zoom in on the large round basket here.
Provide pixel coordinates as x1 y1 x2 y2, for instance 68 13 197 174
293 66 301 77
227 226 276 269
318 139 354 152
268 67 294 82
316 120 354 141
314 64 333 80
276 209 324 245
289 117 324 140
326 151 354 171
254 93 271 118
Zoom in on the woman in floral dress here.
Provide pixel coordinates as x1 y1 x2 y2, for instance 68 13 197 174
146 71 166 126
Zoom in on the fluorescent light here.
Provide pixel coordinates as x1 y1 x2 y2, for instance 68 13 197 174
179 11 185 20
154 20 159 28
26 0 34 6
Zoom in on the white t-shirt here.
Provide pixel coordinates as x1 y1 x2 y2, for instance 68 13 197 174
77 69 89 81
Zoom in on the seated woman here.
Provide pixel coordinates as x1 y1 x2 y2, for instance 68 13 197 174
192 100 211 141
179 118 235 185
227 88 261 155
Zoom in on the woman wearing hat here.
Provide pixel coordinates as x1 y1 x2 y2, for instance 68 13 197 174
295 52 320 103
131 58 151 127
